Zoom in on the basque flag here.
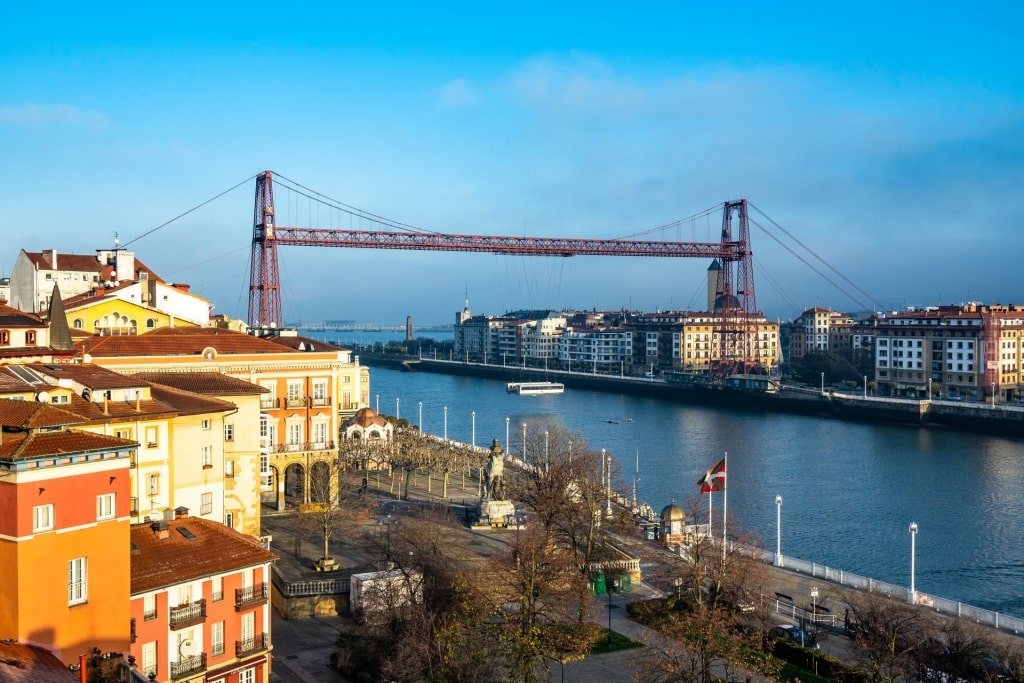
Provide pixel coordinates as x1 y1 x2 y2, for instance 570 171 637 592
697 458 726 494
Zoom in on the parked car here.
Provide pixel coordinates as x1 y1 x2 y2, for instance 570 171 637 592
773 624 818 649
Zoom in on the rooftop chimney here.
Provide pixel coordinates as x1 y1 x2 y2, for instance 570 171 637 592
174 506 189 519
150 521 169 540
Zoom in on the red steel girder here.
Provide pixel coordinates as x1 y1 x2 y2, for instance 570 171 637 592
271 227 742 259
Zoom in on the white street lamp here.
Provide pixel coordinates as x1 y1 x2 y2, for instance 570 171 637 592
863 375 868 398
376 394 380 413
505 417 510 453
396 397 400 420
471 411 476 448
605 450 612 516
820 372 825 394
443 406 448 442
418 402 423 432
810 586 819 619
775 495 784 567
521 422 527 461
909 521 919 604
544 430 549 475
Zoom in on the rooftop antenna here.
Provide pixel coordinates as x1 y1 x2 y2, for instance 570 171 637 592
114 232 120 249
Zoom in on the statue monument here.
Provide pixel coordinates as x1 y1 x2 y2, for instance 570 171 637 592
472 439 516 529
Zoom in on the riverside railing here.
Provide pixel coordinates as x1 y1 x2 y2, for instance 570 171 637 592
761 549 1024 635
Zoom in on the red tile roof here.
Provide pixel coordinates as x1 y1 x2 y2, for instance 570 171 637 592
0 398 87 429
26 363 149 390
79 327 304 358
0 642 77 683
145 383 237 417
261 333 344 352
131 372 268 396
23 250 161 282
55 394 178 425
0 426 135 461
0 303 44 327
131 517 276 594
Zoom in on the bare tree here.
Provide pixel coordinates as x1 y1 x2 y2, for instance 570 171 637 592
295 455 366 572
916 616 997 682
841 588 933 682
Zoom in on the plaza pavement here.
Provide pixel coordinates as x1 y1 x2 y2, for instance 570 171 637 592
264 468 847 682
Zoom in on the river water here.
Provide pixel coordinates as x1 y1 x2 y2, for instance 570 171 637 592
315 329 1024 617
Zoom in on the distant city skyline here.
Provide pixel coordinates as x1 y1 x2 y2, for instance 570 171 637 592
3 2 1022 326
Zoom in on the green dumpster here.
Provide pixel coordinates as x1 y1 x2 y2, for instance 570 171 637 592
590 571 607 595
618 573 632 593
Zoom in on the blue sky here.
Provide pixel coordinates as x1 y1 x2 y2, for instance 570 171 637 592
3 2 1022 325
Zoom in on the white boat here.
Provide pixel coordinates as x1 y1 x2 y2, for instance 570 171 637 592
506 381 565 395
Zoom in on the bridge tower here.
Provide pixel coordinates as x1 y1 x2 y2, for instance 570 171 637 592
248 170 283 328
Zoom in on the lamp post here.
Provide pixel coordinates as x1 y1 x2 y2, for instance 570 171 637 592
521 422 527 462
376 394 379 413
674 577 683 599
810 585 819 618
928 378 932 400
544 430 549 475
418 402 423 432
775 495 784 567
605 450 612 517
471 411 476 448
443 406 448 443
909 521 918 604
992 381 997 408
505 417 510 453
820 372 825 394
863 375 868 398
396 397 400 420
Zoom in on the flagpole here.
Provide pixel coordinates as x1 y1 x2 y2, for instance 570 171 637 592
722 451 728 553
708 490 713 539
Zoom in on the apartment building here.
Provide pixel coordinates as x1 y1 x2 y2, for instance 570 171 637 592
787 307 855 361
130 514 275 683
873 304 1024 401
0 398 135 665
75 327 367 512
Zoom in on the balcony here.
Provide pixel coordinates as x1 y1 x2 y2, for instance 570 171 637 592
169 598 206 629
235 582 269 610
260 397 278 410
311 396 332 407
285 396 307 408
170 652 207 680
235 632 269 658
272 441 337 454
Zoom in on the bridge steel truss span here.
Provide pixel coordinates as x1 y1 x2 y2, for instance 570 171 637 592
248 171 759 357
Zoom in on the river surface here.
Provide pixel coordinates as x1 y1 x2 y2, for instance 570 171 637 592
315 329 1024 617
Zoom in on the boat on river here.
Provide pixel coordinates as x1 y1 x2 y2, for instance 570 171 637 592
506 381 565 395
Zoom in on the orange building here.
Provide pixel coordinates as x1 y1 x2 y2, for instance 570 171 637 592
129 513 276 683
0 398 135 665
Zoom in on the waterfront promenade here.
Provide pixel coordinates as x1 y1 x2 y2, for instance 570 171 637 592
265 461 1024 683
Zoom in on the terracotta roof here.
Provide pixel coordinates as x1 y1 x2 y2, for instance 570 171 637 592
0 641 77 683
79 327 303 358
131 517 276 594
344 407 388 429
0 426 135 461
26 363 149 390
53 394 178 425
0 368 34 393
0 303 44 327
145 383 237 417
0 397 87 429
131 372 268 396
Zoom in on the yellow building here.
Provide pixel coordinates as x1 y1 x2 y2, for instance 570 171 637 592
62 289 202 336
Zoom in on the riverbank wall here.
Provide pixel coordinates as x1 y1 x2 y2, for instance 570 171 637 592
357 353 1024 437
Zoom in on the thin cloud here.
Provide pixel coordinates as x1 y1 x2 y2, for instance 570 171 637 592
438 78 480 108
0 103 109 130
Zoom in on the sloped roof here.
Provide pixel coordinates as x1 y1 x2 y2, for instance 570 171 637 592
79 327 303 358
0 397 87 430
145 383 237 417
0 426 135 461
53 393 179 425
0 641 77 683
23 250 161 281
131 372 267 396
131 517 276 594
26 363 149 390
0 302 44 327
344 407 389 429
261 333 344 352
0 368 35 394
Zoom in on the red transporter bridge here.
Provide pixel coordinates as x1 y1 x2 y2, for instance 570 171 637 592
247 170 762 369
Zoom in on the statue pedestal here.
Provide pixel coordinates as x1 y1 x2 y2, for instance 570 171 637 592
471 498 517 529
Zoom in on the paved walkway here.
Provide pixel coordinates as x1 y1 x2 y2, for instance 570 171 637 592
264 467 828 682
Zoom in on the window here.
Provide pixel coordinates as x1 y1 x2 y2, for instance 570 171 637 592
225 460 235 477
141 641 157 678
239 669 255 683
287 423 302 447
25 331 36 346
201 492 213 515
224 512 234 529
224 423 234 442
143 593 157 621
146 426 158 448
313 422 327 446
68 557 87 605
212 575 224 601
202 419 211 430
312 380 327 405
211 621 225 656
96 494 115 520
147 473 160 496
287 380 302 401
33 504 54 532
202 446 212 468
